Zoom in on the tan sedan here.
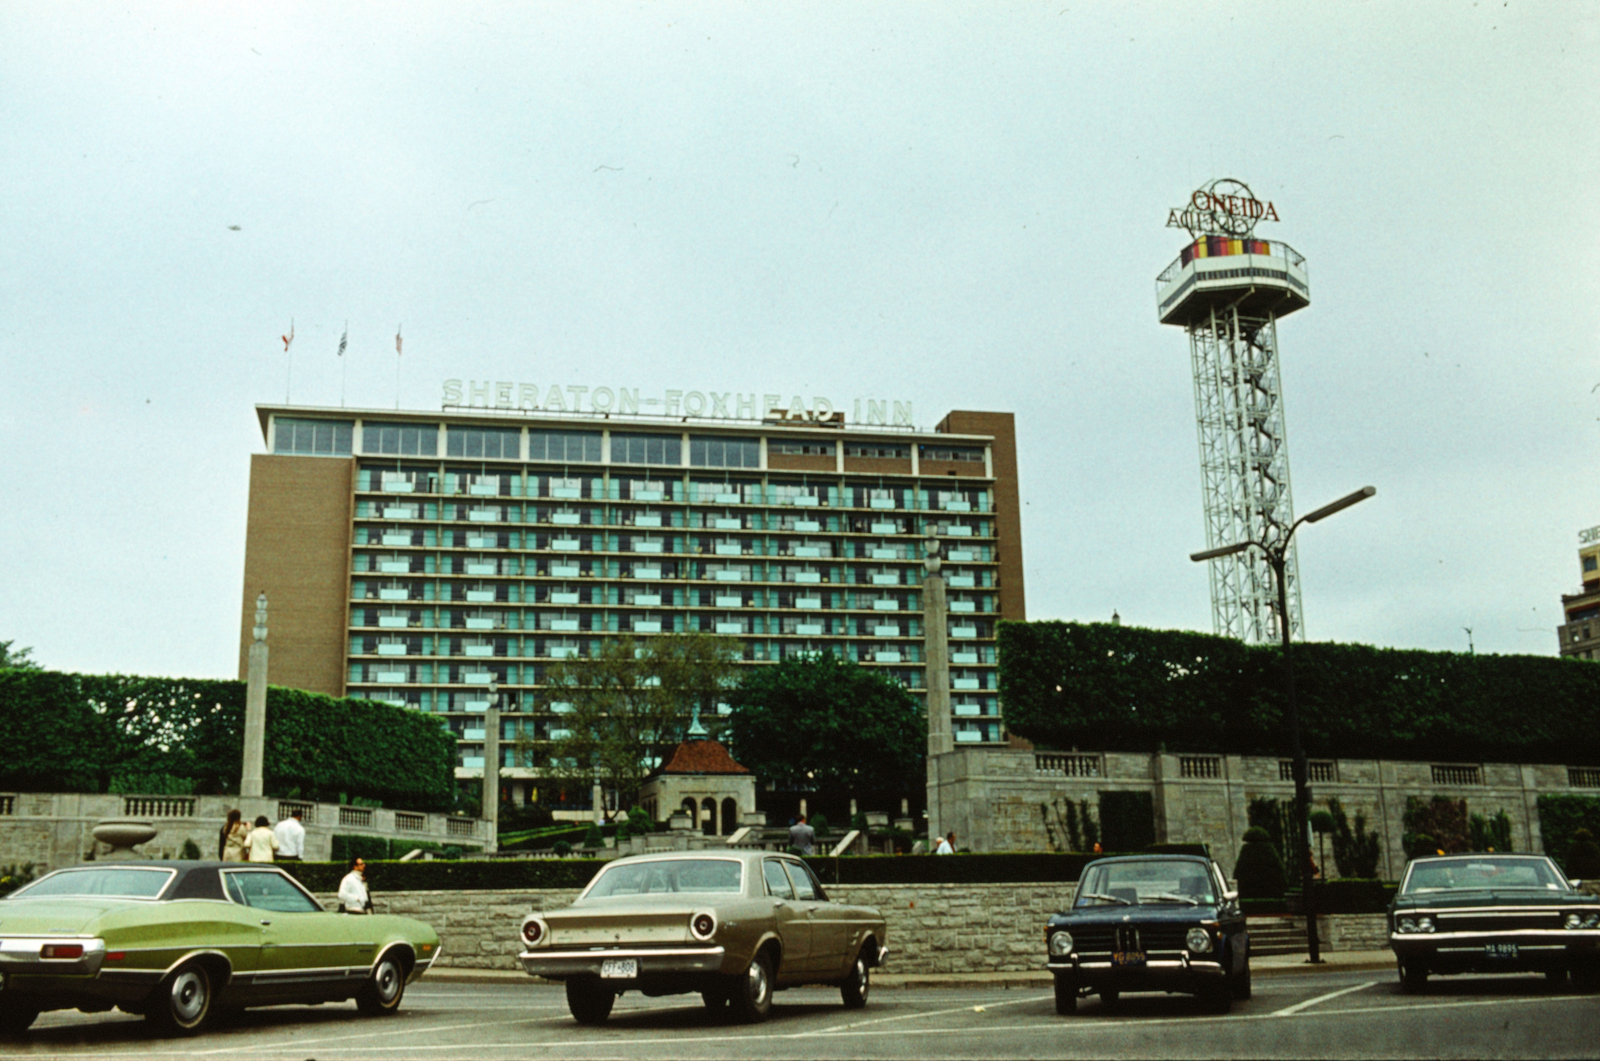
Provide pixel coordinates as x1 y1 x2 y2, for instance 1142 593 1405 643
519 850 887 1024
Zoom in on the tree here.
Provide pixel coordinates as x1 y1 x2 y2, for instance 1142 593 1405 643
1235 826 1286 900
1326 797 1382 878
726 653 923 811
0 640 41 671
542 634 739 817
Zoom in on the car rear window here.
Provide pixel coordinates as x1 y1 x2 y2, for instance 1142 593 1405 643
587 859 744 897
9 867 175 899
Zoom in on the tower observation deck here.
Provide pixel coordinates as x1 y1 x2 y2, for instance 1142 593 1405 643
1158 179 1309 644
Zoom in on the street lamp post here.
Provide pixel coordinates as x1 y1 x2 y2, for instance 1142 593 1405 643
1191 485 1375 965
483 680 500 855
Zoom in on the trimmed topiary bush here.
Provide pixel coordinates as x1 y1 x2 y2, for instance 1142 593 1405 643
1235 827 1286 900
1566 828 1600 880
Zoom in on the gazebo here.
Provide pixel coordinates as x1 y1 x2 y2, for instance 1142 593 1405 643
639 738 757 836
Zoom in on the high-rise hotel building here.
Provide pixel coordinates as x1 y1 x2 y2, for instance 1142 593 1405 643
238 398 1025 781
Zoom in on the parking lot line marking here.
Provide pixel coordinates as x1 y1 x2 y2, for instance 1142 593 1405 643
193 1013 577 1054
1270 980 1375 1017
1305 994 1586 1019
816 992 1052 1034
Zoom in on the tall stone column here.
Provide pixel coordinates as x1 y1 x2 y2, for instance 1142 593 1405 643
922 538 951 842
241 592 268 799
482 682 500 855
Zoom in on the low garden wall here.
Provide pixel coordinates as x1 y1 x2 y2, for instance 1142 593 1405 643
331 883 1389 973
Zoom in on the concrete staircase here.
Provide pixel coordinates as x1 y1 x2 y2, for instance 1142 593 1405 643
1247 915 1309 956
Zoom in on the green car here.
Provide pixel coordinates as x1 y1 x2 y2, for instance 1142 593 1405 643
0 861 441 1036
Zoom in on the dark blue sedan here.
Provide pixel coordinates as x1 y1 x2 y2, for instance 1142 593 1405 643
1045 854 1250 1014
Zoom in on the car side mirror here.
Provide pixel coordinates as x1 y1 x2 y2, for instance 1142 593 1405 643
1572 879 1584 889
1224 890 1238 903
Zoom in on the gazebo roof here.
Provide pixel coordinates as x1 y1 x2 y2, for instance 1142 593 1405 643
659 739 750 776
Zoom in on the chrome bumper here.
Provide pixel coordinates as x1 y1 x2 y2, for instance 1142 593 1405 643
520 946 727 979
0 937 107 978
1048 954 1225 980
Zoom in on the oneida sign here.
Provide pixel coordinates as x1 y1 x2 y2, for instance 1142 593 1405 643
443 379 913 427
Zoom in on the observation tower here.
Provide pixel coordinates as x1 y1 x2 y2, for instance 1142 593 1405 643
1158 179 1310 643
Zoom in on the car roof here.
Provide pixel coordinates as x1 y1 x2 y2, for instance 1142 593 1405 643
1084 854 1212 866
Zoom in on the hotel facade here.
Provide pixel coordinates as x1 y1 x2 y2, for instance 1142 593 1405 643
238 396 1025 791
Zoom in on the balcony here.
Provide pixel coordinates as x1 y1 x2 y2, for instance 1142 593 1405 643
794 520 821 532
715 595 743 607
632 593 662 607
795 597 822 609
632 565 661 579
551 563 582 577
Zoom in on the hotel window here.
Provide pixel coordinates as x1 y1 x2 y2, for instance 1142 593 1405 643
611 433 682 466
919 444 984 462
845 443 909 459
446 426 520 459
690 436 760 468
1586 556 1598 573
770 440 835 456
275 418 353 456
362 421 437 456
528 430 602 463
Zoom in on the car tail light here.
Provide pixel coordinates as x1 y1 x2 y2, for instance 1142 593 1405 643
40 944 84 960
690 911 717 941
521 917 548 946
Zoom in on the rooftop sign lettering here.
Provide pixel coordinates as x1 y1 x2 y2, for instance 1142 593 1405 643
442 379 913 428
1166 178 1279 240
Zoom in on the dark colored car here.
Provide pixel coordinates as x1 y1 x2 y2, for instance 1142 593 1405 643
1045 854 1250 1014
1388 854 1600 992
0 862 440 1036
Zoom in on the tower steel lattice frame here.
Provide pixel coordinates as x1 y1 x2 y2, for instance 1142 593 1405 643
1187 304 1302 643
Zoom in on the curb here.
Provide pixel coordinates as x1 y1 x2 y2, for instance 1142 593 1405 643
424 958 1398 989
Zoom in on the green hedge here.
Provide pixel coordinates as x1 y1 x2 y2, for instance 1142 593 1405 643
803 851 1145 887
999 621 1600 765
1302 878 1397 914
281 858 606 894
0 670 456 810
329 836 481 863
1537 795 1600 872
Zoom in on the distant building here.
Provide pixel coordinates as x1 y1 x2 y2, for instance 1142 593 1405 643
1558 525 1600 659
639 739 756 836
237 399 1026 800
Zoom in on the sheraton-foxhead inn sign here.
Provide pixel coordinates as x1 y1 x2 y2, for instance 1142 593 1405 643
443 379 913 427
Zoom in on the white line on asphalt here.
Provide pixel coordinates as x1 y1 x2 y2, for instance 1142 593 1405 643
815 992 1053 1034
1301 994 1586 1019
192 1013 577 1054
1269 980 1375 1017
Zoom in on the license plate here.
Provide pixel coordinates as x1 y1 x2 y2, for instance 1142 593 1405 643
1484 943 1519 959
600 959 638 979
1111 951 1147 967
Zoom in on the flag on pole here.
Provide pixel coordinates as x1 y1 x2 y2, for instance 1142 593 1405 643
396 325 403 356
337 323 348 357
282 319 294 352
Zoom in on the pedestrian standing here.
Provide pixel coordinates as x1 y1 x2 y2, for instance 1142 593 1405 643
339 858 372 914
789 814 816 856
934 831 955 855
246 815 279 862
221 809 249 861
273 808 306 862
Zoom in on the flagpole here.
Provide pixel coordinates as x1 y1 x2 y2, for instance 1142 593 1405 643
283 318 295 403
395 324 402 410
339 320 348 408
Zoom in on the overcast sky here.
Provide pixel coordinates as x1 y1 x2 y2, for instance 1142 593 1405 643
2 2 1596 678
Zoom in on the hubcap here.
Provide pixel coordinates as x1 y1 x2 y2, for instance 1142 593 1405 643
747 959 769 1005
856 959 868 997
171 971 206 1023
375 961 401 1002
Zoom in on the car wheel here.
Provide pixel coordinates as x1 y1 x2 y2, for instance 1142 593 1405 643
728 951 773 1024
1574 960 1600 993
1201 980 1232 1014
1228 957 1252 1001
0 998 39 1037
1098 988 1120 1010
566 979 616 1025
147 962 213 1036
1398 959 1429 994
841 950 870 1009
1053 973 1077 1015
356 955 407 1016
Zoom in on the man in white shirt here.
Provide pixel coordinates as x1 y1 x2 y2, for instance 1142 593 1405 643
338 858 371 914
934 832 955 855
273 809 306 862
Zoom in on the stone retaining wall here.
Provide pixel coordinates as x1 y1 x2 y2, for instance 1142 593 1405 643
349 884 1391 973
